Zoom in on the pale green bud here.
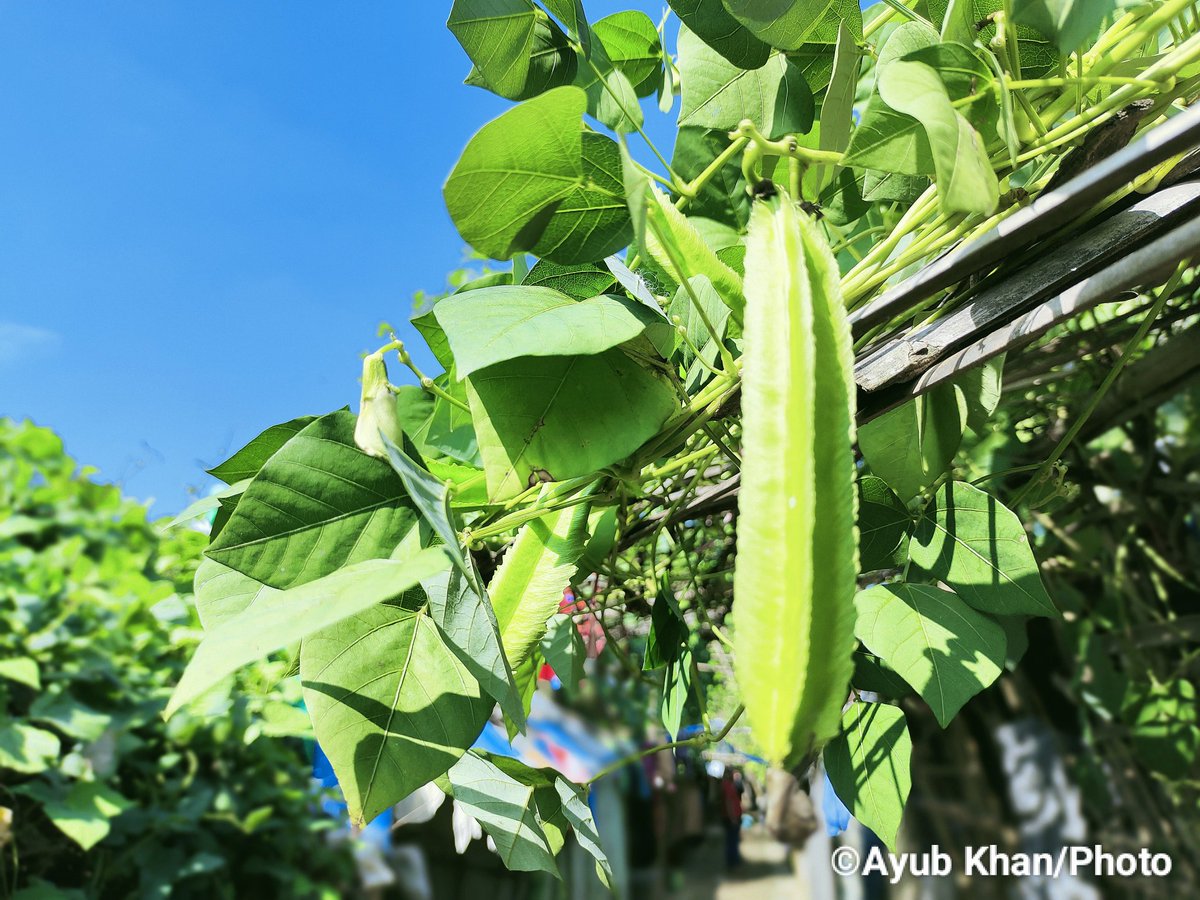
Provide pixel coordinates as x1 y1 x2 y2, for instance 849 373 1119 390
354 351 402 459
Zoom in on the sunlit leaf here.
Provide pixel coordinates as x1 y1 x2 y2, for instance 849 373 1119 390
466 350 677 500
532 132 633 264
909 481 1058 617
447 0 539 100
444 87 586 260
434 286 658 378
301 587 490 825
207 415 317 484
167 549 451 717
854 583 1006 726
446 751 561 874
207 411 421 590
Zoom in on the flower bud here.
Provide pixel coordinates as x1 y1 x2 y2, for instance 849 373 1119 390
354 351 402 459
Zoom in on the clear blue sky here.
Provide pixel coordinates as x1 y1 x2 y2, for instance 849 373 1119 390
0 2 676 514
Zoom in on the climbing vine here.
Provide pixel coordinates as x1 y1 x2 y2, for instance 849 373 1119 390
167 0 1200 879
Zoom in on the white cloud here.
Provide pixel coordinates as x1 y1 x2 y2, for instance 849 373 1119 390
0 321 60 365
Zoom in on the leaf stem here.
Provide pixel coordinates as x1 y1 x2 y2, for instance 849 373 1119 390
391 342 472 413
584 704 745 786
581 53 680 188
676 134 749 207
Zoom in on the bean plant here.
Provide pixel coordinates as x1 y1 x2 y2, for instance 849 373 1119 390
167 0 1200 878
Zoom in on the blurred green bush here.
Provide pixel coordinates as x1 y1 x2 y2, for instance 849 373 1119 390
0 419 355 898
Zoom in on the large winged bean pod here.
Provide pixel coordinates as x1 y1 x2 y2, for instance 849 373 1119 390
733 192 859 767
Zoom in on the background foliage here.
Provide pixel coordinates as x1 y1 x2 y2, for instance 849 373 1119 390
0 419 355 899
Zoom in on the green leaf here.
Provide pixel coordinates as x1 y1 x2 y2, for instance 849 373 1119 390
667 0 770 69
843 100 936 176
661 644 693 738
444 87 586 261
721 0 838 50
940 0 976 43
18 782 130 851
995 615 1030 669
669 275 732 388
509 653 543 739
168 479 249 529
876 59 998 214
445 752 561 874
465 16 578 100
404 374 482 466
909 480 1058 617
207 410 421 590
854 583 1006 727
644 184 745 323
592 11 662 92
862 170 929 203
209 491 241 541
824 702 911 852
206 415 317 484
466 349 677 500
820 22 860 154
672 128 751 229
0 723 60 774
1012 0 1116 52
193 557 279 630
858 476 912 572
490 493 591 668
524 259 616 299
532 132 633 264
852 650 914 699
619 140 650 256
301 592 490 825
644 577 687 670
423 566 525 731
378 433 475 592
29 691 111 742
576 42 644 133
412 309 455 371
0 657 40 690
540 613 586 688
575 506 618 580
788 0 865 93
166 548 451 718
843 25 954 176
447 0 538 101
876 20 940 66
542 0 589 53
678 25 813 139
658 31 678 113
956 355 1005 434
429 458 490 507
434 286 658 379
733 195 858 767
1125 680 1200 779
858 383 966 501
819 167 872 224
556 780 613 887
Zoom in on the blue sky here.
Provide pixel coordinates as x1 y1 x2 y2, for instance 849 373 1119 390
0 2 676 514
